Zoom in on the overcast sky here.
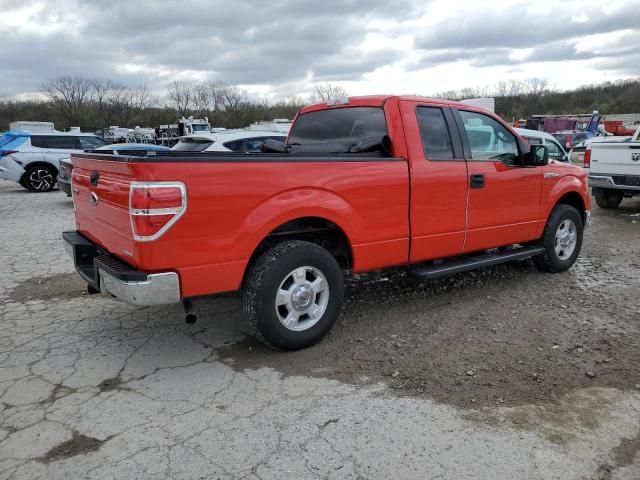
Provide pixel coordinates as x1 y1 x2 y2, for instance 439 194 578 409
1 0 639 100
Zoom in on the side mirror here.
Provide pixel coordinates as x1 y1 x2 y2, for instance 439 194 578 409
525 144 548 166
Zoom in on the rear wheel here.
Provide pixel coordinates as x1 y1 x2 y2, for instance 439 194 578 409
593 187 623 209
242 240 344 350
24 165 56 192
532 204 583 273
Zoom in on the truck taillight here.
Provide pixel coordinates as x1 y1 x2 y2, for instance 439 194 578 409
584 149 591 169
129 182 187 241
565 135 572 151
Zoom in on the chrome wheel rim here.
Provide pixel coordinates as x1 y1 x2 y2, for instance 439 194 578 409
28 168 54 191
275 266 329 331
554 219 577 260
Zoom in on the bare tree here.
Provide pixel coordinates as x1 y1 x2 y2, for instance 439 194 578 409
167 80 193 116
524 77 549 96
311 83 349 102
42 76 94 126
220 85 248 111
193 80 227 116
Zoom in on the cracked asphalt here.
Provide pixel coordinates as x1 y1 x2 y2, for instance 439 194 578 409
1 180 639 479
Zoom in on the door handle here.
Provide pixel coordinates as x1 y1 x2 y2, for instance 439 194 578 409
470 174 485 189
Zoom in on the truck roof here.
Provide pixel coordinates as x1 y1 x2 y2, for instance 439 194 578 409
300 95 469 114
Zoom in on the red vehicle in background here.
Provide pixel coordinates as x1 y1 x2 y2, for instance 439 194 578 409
64 96 590 350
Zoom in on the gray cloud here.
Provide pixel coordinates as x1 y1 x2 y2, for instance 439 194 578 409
0 0 422 96
0 0 638 98
412 5 639 75
415 4 640 51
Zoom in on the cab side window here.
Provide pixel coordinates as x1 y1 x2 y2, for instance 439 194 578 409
459 110 520 165
547 141 567 162
416 107 454 160
79 136 109 150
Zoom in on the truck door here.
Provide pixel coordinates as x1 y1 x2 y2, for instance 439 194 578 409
400 101 468 262
452 108 542 253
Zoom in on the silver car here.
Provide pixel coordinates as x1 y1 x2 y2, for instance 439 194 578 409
0 131 109 192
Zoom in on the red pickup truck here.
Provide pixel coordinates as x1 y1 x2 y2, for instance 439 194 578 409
63 96 590 350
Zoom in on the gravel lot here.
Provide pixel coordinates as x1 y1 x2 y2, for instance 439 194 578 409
0 180 639 479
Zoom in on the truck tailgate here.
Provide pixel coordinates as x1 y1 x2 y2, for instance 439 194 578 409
591 142 640 175
71 155 137 264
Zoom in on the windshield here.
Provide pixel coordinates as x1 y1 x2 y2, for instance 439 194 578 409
191 124 210 132
288 107 388 145
0 133 29 150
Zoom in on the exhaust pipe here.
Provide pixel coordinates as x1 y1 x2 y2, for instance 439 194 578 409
183 299 197 324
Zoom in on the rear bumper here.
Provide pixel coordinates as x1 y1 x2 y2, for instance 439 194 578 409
62 230 181 306
57 176 72 196
588 174 640 191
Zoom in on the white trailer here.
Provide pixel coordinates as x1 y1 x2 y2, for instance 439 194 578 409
9 121 55 133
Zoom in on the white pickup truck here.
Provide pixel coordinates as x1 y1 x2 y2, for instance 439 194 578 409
587 126 640 209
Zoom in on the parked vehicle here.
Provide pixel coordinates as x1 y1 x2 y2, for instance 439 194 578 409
247 119 292 133
63 95 590 350
157 116 212 147
172 129 287 153
98 126 157 144
515 128 570 162
552 131 595 152
0 131 109 192
57 143 171 196
587 126 640 209
571 134 633 166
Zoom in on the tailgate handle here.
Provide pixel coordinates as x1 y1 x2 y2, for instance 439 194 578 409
90 171 99 186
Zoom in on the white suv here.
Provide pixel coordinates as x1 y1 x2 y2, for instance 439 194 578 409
0 131 109 192
171 129 287 153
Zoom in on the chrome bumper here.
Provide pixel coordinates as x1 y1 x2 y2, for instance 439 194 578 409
62 230 181 306
99 270 181 306
588 174 640 191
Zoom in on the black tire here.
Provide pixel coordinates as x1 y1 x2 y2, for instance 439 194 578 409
532 204 583 273
593 187 623 209
242 240 344 350
24 165 57 192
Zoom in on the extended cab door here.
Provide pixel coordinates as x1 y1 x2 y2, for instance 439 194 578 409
400 101 468 262
453 108 542 252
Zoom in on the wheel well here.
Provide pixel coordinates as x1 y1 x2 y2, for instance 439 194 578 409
556 192 586 223
20 162 59 182
245 217 353 279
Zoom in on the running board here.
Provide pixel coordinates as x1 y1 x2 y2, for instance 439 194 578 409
409 246 545 280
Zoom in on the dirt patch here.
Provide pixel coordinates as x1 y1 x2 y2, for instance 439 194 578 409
7 273 87 303
218 199 640 409
593 430 640 479
39 432 106 463
463 387 627 444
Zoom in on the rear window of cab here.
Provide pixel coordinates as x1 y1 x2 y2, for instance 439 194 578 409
288 107 387 145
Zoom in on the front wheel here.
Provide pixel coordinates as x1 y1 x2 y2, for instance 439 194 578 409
23 165 57 192
593 187 623 209
532 204 583 273
242 240 344 350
